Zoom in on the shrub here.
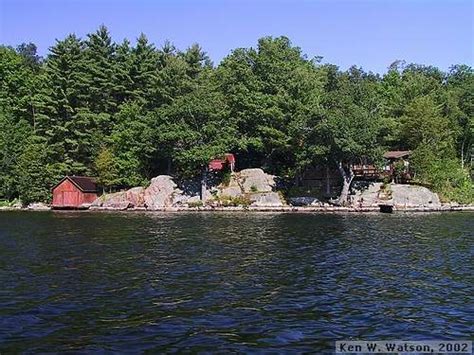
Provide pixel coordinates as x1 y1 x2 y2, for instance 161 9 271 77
215 194 251 207
231 195 251 207
188 200 203 208
379 183 392 200
0 200 10 207
221 171 231 187
412 153 474 204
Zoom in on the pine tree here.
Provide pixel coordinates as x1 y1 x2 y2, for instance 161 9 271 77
84 25 116 114
0 46 37 124
0 108 32 199
129 33 158 107
36 34 93 174
113 39 134 105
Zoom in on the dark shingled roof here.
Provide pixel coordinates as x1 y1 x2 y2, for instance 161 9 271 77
52 176 98 192
384 150 411 159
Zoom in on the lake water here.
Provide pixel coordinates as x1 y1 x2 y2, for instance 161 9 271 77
0 211 472 352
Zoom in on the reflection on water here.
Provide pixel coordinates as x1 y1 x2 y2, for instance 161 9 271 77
0 211 472 352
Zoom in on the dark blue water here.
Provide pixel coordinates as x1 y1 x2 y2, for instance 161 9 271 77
0 211 472 352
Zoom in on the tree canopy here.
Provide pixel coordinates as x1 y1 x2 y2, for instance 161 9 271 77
0 28 472 204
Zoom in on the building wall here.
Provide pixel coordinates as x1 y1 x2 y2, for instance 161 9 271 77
82 192 98 204
52 179 98 207
300 166 341 195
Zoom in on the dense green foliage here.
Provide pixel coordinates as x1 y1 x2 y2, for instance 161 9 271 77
0 27 472 204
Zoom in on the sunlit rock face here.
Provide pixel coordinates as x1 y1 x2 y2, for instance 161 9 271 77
91 187 145 210
391 184 441 208
239 168 276 193
217 168 286 206
249 192 285 207
144 175 182 209
351 182 384 207
351 182 441 208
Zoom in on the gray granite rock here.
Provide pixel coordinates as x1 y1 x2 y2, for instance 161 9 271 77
249 192 284 207
351 182 441 208
144 175 179 209
27 202 50 210
240 168 276 193
289 197 320 206
391 184 441 208
91 190 134 210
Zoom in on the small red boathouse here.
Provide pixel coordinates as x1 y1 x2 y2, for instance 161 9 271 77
51 176 99 209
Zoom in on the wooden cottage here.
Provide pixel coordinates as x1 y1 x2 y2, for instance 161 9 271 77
300 150 413 194
51 176 99 209
208 153 236 172
383 150 412 182
383 150 411 162
350 151 412 181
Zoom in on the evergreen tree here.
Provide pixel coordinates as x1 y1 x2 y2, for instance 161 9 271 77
84 25 117 114
0 31 471 204
111 102 155 186
94 146 118 191
16 136 54 205
129 33 159 107
0 109 32 200
112 39 134 104
36 34 89 172
0 46 37 123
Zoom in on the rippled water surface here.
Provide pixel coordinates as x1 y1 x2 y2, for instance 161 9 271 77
0 211 473 352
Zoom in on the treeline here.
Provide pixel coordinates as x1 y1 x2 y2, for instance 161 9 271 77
0 26 472 204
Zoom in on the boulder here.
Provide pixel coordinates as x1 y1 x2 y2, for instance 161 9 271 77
289 196 320 206
91 187 145 210
11 200 23 209
218 168 276 196
91 190 134 210
250 192 285 207
220 185 242 198
126 187 146 207
217 172 242 197
90 176 197 210
144 175 182 209
216 168 285 206
171 191 192 206
240 168 276 193
351 182 384 207
186 195 202 204
27 202 50 210
391 184 441 208
351 182 441 208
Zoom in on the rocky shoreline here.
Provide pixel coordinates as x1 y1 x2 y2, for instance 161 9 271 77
2 168 473 213
2 203 474 213
91 205 474 212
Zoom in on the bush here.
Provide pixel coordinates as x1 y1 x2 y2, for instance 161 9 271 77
221 171 232 187
188 200 203 208
412 154 474 204
0 200 10 207
379 183 392 200
286 186 320 198
215 194 251 207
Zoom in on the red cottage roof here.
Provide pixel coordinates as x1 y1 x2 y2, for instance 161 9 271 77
224 153 236 163
209 159 225 171
52 176 98 192
208 153 236 171
384 150 411 159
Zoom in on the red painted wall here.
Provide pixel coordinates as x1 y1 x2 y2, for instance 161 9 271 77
52 179 98 207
